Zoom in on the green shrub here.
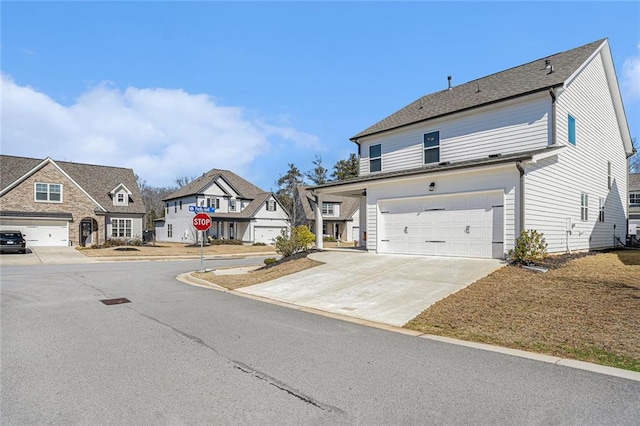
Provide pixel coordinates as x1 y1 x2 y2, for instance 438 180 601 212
209 239 243 245
252 242 267 246
96 238 143 248
509 229 548 264
263 257 277 265
275 225 315 258
323 236 337 242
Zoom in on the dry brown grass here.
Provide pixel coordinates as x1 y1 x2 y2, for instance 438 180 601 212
193 257 323 290
405 250 640 371
79 242 276 257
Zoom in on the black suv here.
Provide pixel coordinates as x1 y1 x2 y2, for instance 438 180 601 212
0 230 27 254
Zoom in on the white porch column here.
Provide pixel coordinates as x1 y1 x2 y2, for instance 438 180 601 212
314 194 323 249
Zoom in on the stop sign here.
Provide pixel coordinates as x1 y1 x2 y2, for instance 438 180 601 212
193 213 212 231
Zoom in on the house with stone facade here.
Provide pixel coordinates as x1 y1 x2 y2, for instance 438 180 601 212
0 155 146 247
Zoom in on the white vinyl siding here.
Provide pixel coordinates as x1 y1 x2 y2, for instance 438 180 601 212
524 51 627 252
358 94 550 176
364 164 518 256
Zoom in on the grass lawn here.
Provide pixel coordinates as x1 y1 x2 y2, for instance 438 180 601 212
405 250 640 372
193 255 323 290
79 242 276 257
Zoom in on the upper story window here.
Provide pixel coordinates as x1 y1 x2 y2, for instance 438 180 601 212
607 161 612 190
174 201 177 213
35 182 62 203
369 144 381 173
230 199 236 211
179 200 182 210
266 200 277 211
598 198 605 223
631 193 640 206
166 203 169 214
568 114 576 146
117 193 125 203
322 203 335 215
423 131 440 164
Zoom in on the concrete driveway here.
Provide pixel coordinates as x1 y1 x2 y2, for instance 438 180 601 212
0 246 93 266
238 251 504 327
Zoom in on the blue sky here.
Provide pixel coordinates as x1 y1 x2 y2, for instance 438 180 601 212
2 1 639 190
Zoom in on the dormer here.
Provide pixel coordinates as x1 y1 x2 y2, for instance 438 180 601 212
110 183 132 207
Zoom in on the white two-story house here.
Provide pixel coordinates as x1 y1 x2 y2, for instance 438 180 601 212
155 168 289 244
311 38 633 259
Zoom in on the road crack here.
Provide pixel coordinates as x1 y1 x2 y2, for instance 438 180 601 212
131 308 344 415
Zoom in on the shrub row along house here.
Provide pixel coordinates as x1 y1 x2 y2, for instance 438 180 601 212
0 155 145 247
311 38 634 258
154 168 289 244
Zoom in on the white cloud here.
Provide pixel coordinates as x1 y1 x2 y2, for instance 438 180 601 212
0 75 318 187
622 51 640 102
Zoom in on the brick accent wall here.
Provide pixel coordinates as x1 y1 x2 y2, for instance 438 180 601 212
0 163 104 246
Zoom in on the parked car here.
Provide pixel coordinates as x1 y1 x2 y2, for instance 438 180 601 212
0 230 27 254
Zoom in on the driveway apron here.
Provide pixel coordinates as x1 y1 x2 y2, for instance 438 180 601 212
237 251 504 326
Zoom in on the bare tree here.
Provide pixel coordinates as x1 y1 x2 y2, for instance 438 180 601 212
174 175 196 188
276 163 305 224
629 138 639 173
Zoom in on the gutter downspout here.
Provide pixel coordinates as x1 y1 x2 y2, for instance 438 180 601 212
549 89 557 146
516 161 525 237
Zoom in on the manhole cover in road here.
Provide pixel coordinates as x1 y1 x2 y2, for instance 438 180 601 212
100 298 131 305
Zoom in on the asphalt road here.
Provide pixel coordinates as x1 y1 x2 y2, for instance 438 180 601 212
2 260 639 425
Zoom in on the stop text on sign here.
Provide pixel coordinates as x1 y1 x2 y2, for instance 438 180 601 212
193 213 212 231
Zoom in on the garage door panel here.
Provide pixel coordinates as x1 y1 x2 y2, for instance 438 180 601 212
0 220 68 246
254 227 286 244
378 192 504 259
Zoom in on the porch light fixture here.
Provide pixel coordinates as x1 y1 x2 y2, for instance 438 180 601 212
429 182 435 191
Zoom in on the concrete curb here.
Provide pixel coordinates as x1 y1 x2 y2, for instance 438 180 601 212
85 252 277 263
179 271 640 383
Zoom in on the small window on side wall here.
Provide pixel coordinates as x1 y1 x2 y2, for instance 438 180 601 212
607 161 612 190
581 193 588 221
369 144 381 173
568 115 576 146
423 131 440 164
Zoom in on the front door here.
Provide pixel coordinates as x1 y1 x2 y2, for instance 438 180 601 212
80 220 93 247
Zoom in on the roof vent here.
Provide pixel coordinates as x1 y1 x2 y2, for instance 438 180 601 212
488 153 502 158
447 76 452 90
545 59 554 74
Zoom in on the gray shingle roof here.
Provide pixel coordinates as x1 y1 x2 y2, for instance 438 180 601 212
164 168 265 201
313 147 562 190
352 39 606 140
296 185 359 221
629 173 640 192
210 192 273 220
0 155 146 215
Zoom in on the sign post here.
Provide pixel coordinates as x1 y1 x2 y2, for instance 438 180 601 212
193 213 212 271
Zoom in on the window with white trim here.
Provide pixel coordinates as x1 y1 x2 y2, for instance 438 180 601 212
607 161 612 190
598 198 605 223
581 193 589 221
266 200 276 211
423 131 440 164
168 224 173 238
369 144 381 173
35 182 62 203
112 219 132 238
322 203 335 215
230 199 236 211
630 193 640 206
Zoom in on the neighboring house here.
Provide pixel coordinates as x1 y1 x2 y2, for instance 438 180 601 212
294 185 360 242
155 168 289 244
312 38 633 259
0 155 146 247
629 173 640 238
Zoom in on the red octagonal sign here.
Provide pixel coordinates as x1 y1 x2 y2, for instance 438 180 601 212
193 213 212 231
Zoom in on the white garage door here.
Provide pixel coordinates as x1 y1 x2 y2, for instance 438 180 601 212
378 192 503 259
254 227 286 244
0 220 69 247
